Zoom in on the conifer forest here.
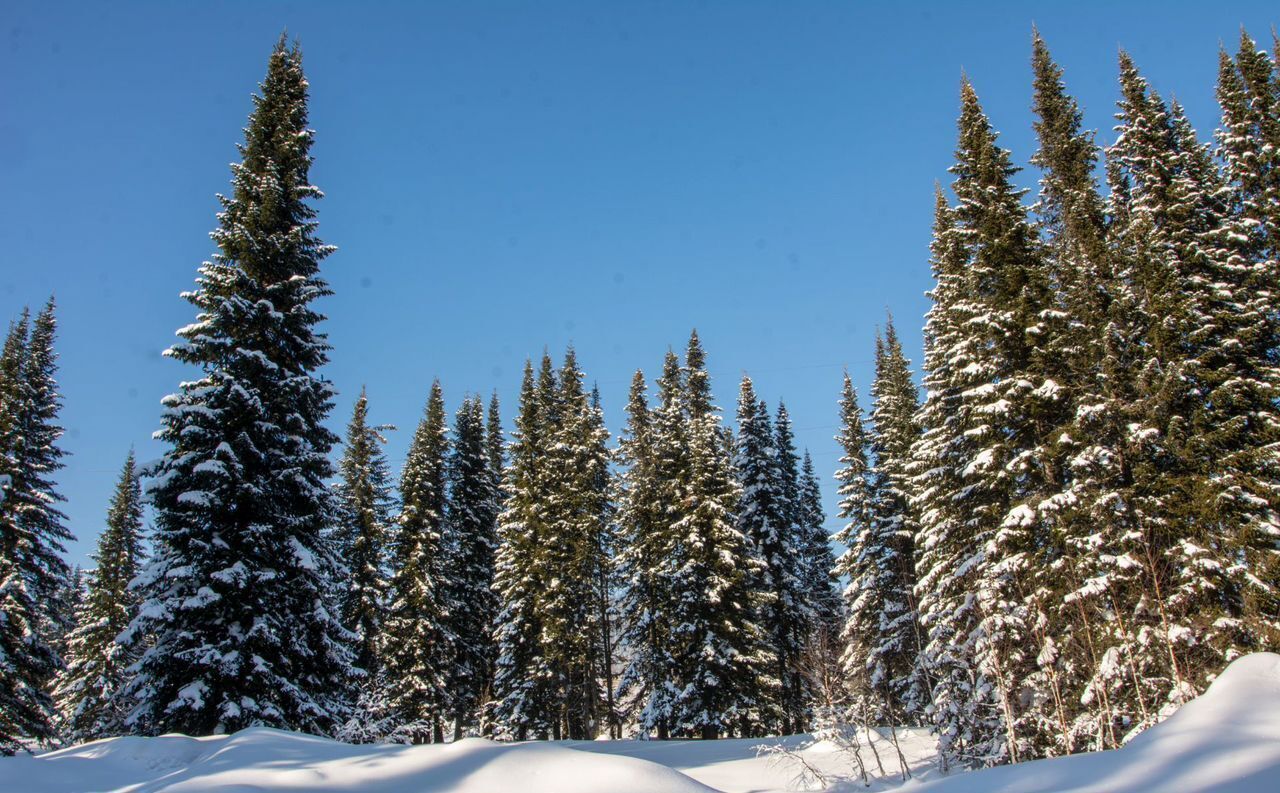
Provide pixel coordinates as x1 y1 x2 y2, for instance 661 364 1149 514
2 15 1280 792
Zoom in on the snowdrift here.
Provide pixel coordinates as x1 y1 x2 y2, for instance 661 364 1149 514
912 651 1280 793
4 729 718 793
4 652 1278 793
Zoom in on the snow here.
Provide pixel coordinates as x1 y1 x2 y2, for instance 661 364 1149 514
0 732 700 793
907 652 1280 793
5 653 1278 793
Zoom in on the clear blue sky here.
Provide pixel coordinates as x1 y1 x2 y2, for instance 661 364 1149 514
1 1 1273 567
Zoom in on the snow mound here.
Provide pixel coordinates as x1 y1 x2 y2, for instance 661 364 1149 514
5 727 720 793
911 652 1280 793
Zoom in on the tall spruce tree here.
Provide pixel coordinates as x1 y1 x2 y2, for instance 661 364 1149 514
382 381 452 742
443 395 499 738
615 367 679 738
0 303 72 753
126 39 353 736
1212 32 1280 654
667 332 771 738
492 359 556 739
55 452 146 742
333 389 393 680
732 378 788 732
1104 51 1275 722
909 183 992 771
909 78 1059 766
867 320 926 724
832 374 884 725
772 402 815 731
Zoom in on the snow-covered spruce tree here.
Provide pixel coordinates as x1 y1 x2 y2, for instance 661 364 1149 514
588 385 622 739
1027 31 1126 754
442 395 499 739
909 186 991 772
831 374 883 725
126 39 354 736
333 389 393 682
796 451 841 653
1104 51 1276 720
772 402 818 732
1213 32 1280 653
532 349 613 740
492 359 556 739
478 391 504 736
867 319 926 725
731 378 787 732
615 366 680 739
54 451 146 742
916 79 1060 766
0 304 73 753
668 332 771 739
381 381 453 743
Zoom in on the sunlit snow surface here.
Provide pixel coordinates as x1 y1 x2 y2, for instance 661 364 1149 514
6 653 1279 793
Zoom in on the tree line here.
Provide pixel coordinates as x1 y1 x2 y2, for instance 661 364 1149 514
1 28 1277 772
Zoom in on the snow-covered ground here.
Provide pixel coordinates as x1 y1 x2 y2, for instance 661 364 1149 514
6 653 1278 793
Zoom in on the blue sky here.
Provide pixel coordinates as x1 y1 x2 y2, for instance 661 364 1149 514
1 1 1273 567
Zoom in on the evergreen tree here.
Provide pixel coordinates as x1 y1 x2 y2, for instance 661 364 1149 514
615 367 679 739
832 374 884 727
796 451 840 643
667 332 770 739
126 39 353 736
382 381 452 743
771 402 815 731
732 378 788 732
1104 51 1275 723
867 320 926 724
909 184 992 771
1029 31 1127 754
333 389 393 680
0 301 73 753
54 452 146 742
492 359 556 739
1212 31 1280 654
443 395 499 738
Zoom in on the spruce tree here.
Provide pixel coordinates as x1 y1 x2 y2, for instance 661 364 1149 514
913 78 1059 765
772 402 815 731
382 381 452 743
492 360 556 739
1212 32 1280 653
127 38 353 736
55 452 146 742
909 185 991 771
443 395 499 738
867 320 926 724
832 374 883 725
1105 51 1274 720
667 332 770 739
615 368 679 738
0 305 71 753
732 378 788 732
333 389 393 680
1028 31 1126 753
796 451 840 644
